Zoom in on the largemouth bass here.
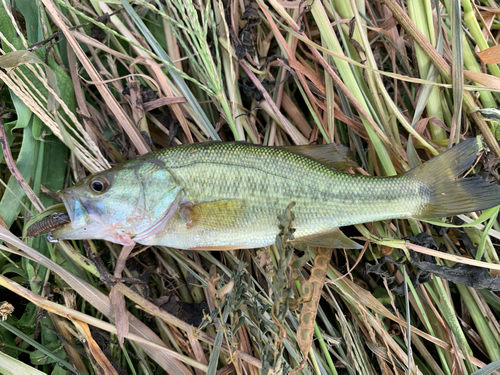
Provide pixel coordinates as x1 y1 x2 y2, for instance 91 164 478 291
50 138 499 250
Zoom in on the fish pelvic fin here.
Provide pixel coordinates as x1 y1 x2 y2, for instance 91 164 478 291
292 228 363 249
408 137 500 219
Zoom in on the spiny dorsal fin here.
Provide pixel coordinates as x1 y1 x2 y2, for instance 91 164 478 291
281 143 358 170
171 141 358 170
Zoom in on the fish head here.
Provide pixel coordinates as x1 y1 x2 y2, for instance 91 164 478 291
52 160 183 245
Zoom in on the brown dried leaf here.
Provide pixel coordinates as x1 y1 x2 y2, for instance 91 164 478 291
366 17 398 42
49 313 87 373
464 70 500 90
143 97 187 112
73 320 119 375
280 93 312 137
288 60 326 95
114 245 134 278
476 44 500 64
110 287 129 347
187 332 208 375
414 117 447 135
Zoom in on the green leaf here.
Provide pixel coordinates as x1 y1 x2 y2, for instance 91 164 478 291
291 251 310 269
206 305 230 375
232 316 246 335
372 287 391 305
40 135 68 204
0 321 74 372
0 351 46 375
0 121 37 227
471 359 500 375
0 4 24 51
1 265 28 279
406 136 422 169
29 341 65 365
0 327 18 358
14 302 37 332
421 207 499 228
23 259 42 294
15 0 43 45
51 365 68 375
48 57 76 115
10 91 33 130
32 114 50 140
28 135 67 260
40 315 59 347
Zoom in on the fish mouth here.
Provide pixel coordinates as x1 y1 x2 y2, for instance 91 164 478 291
58 189 90 228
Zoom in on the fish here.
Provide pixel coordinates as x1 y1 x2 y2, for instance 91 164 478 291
49 138 499 250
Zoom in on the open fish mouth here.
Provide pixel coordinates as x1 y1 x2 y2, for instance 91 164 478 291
58 189 91 228
26 189 96 240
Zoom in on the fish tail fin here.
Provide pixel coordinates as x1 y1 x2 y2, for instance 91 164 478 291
408 137 500 219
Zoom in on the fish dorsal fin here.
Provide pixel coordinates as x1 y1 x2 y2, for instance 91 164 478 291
292 228 363 249
180 199 247 230
281 144 358 170
170 141 357 170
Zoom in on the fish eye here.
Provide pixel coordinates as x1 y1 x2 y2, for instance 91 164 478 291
89 177 109 194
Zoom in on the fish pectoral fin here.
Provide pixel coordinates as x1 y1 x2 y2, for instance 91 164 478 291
180 199 247 230
281 144 358 170
292 228 362 249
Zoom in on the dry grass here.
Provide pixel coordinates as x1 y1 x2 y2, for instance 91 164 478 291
0 0 500 374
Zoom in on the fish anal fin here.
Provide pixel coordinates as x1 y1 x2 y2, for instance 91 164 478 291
293 228 362 249
282 144 358 170
180 199 247 230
